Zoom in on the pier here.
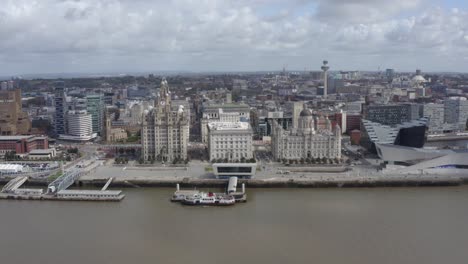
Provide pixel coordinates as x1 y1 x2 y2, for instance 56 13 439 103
0 164 125 202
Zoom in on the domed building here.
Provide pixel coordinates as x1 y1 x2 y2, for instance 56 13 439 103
271 104 341 161
411 69 427 88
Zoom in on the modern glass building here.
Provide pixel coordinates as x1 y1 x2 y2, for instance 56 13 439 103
86 94 104 136
54 81 66 136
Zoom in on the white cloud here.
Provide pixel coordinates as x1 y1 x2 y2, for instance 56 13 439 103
0 0 467 75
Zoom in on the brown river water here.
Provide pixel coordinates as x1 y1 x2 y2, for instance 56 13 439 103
1 186 468 264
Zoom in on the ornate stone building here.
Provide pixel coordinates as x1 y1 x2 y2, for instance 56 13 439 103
141 80 189 162
208 122 253 162
104 113 128 142
271 105 341 161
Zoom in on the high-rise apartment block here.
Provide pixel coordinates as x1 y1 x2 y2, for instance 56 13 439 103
54 81 67 136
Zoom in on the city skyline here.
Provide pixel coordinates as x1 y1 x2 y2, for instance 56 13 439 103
1 0 468 75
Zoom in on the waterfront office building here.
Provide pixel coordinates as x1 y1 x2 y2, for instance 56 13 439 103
444 97 468 131
271 105 341 161
363 104 421 126
54 81 67 136
142 80 189 163
86 94 104 136
59 110 96 141
208 122 253 162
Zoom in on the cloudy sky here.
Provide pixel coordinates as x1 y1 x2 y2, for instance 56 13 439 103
1 0 468 75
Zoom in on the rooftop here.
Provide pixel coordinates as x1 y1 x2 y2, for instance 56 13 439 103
57 190 122 195
0 135 34 141
208 122 250 131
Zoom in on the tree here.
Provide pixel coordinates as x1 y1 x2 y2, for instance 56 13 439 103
240 157 246 163
300 158 305 164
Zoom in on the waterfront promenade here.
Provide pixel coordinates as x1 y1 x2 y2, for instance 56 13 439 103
76 162 467 188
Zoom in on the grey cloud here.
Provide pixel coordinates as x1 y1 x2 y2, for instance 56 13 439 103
0 0 467 75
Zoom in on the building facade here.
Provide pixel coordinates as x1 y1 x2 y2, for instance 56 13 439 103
104 113 128 142
54 81 67 136
271 106 341 161
208 122 253 162
0 88 31 135
141 80 189 163
0 135 48 157
444 97 468 131
200 103 250 143
364 103 421 126
423 103 445 133
86 94 104 135
59 110 96 141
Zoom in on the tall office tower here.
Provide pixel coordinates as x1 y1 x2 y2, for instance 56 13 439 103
86 94 104 136
54 81 67 136
141 79 190 163
321 60 330 99
444 97 468 130
0 88 31 135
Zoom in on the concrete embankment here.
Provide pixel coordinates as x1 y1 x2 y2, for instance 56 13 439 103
1 177 464 189
77 177 463 189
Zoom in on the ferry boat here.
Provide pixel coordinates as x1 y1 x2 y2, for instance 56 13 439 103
181 192 235 206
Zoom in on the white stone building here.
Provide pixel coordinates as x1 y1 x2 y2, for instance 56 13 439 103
201 103 250 143
208 122 253 162
141 80 189 163
271 105 341 161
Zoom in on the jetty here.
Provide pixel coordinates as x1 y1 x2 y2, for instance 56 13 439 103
0 174 124 202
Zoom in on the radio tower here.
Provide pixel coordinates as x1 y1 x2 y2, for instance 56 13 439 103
321 60 330 99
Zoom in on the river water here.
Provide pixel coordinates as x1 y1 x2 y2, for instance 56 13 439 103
1 187 468 264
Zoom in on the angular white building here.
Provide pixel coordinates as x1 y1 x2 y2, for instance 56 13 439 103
141 80 189 163
208 122 253 162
